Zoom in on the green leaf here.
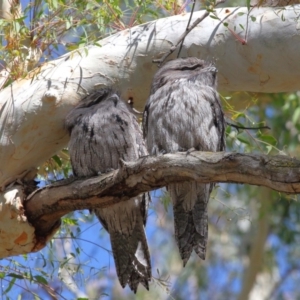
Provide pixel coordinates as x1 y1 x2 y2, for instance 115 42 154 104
65 20 71 30
266 145 273 154
63 218 78 226
28 270 33 282
51 0 58 10
0 272 5 279
7 273 24 279
237 135 250 145
292 107 300 124
60 258 72 268
40 252 47 268
52 155 62 167
4 277 16 294
259 134 277 146
246 0 251 9
209 15 219 20
34 275 48 285
250 16 256 22
13 21 21 33
94 42 102 48
232 112 246 120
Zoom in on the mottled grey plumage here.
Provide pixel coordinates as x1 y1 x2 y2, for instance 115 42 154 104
65 88 151 292
143 58 226 265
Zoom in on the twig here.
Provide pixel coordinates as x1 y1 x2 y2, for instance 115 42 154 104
267 266 300 300
177 0 196 58
153 0 226 67
227 121 270 131
226 26 247 45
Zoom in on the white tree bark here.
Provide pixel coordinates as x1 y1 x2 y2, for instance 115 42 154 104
0 0 21 20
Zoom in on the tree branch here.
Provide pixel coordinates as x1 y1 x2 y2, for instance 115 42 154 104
24 151 300 240
1 151 299 258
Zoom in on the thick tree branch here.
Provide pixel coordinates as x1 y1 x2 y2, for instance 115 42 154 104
24 151 300 240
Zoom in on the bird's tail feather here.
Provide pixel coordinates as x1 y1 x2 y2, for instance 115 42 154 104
169 182 211 266
108 216 151 293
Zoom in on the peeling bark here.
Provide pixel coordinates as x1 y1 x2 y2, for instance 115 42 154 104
0 184 56 258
